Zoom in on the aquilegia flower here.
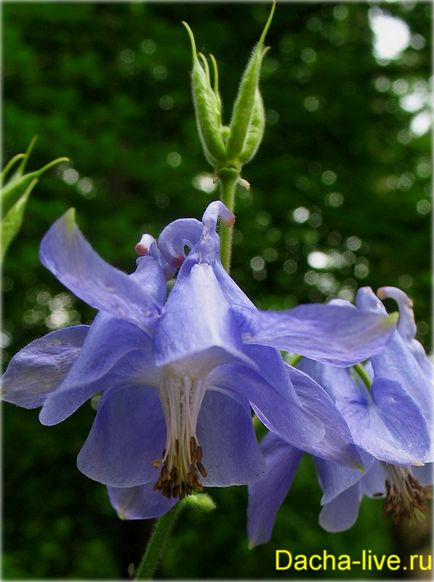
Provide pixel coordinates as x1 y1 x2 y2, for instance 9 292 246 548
2 203 397 519
247 286 432 546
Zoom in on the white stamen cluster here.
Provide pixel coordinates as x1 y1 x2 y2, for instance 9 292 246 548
153 372 207 499
383 464 431 523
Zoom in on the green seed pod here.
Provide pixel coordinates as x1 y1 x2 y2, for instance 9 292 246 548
183 22 226 166
238 88 265 164
225 2 274 160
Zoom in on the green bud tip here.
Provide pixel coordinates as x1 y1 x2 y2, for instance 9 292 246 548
15 136 38 176
258 1 276 48
34 156 69 178
198 52 210 81
64 208 76 231
262 46 271 59
184 493 216 512
26 135 38 155
182 21 197 60
209 54 219 94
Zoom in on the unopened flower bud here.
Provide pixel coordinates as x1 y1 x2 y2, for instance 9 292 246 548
184 493 217 512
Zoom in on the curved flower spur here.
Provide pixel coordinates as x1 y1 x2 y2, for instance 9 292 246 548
2 202 398 519
247 287 432 546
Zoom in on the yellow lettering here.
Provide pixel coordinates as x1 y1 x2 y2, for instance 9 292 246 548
418 554 432 572
387 555 400 570
294 555 308 571
309 555 322 571
323 549 336 570
373 554 386 570
337 555 351 571
275 550 292 571
410 554 416 569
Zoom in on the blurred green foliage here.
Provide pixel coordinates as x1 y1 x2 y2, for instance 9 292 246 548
3 2 431 579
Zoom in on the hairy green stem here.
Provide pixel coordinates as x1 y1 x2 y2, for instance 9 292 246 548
134 503 184 580
218 169 239 272
353 362 372 390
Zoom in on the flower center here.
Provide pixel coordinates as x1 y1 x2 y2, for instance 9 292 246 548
153 372 207 499
383 464 432 524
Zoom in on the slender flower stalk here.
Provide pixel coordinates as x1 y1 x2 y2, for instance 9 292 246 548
134 493 216 579
352 362 372 390
217 167 239 272
184 4 275 273
134 504 184 580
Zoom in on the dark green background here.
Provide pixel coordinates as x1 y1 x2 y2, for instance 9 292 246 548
3 2 431 579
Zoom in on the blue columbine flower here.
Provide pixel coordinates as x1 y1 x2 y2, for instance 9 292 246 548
2 203 397 519
247 287 432 545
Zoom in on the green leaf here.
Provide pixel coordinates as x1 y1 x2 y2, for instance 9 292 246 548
1 137 69 260
2 178 38 260
2 156 68 215
1 153 26 184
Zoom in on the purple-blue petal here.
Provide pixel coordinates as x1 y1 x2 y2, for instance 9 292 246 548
130 255 167 308
235 303 397 366
287 365 362 468
239 344 299 399
77 384 165 487
214 261 255 309
208 362 361 467
201 200 235 230
298 358 361 403
153 262 251 370
377 287 416 340
361 460 386 497
314 451 372 505
319 484 361 532
39 210 160 332
1 325 88 409
357 287 433 422
370 334 433 462
107 483 176 520
158 218 203 267
197 389 265 486
40 312 157 426
299 358 430 465
412 463 433 487
337 376 430 464
206 363 306 448
248 433 303 547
